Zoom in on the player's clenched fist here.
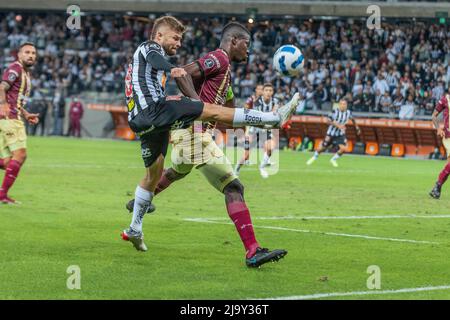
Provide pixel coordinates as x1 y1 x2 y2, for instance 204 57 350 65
437 128 445 139
0 103 10 118
170 67 187 78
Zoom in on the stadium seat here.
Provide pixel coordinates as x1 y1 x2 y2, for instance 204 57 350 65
116 128 135 141
378 144 392 157
391 144 405 157
365 142 379 156
343 140 353 153
314 139 323 151
289 137 302 150
352 142 366 155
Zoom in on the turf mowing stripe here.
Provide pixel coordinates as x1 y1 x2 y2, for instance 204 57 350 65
204 214 450 221
183 218 438 245
256 285 450 300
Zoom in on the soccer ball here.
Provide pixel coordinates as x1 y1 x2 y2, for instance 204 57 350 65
273 45 304 77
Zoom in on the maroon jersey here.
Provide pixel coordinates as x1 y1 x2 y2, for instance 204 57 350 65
1 61 31 120
195 48 231 105
245 95 256 109
193 49 231 132
435 94 450 138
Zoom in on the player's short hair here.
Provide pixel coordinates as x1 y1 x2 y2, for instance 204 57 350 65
18 42 36 51
221 22 250 41
263 83 274 89
256 83 264 88
151 16 186 39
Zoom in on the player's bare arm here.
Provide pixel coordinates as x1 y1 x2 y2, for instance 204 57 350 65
182 61 203 81
352 118 361 135
0 80 11 118
432 110 444 138
21 108 40 125
174 71 200 100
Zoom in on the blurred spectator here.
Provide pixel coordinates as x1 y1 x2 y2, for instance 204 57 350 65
399 94 417 120
0 13 449 119
51 88 66 136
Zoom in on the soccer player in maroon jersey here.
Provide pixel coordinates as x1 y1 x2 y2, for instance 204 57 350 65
0 42 40 204
430 89 450 199
125 22 289 267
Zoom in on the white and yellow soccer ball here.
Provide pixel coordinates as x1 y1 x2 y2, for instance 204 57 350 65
273 45 305 77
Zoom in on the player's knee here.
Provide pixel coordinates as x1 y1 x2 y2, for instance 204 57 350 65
166 168 188 182
223 179 244 197
13 150 27 164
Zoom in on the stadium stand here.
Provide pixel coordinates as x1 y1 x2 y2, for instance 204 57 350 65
0 9 449 156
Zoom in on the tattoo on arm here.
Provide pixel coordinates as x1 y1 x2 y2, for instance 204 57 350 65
0 81 11 103
432 111 440 130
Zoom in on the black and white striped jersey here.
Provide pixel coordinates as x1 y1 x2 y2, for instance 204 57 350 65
326 108 353 136
253 96 279 112
126 41 170 121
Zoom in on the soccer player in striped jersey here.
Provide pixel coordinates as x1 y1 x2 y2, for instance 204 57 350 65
429 89 450 199
235 83 279 178
122 16 299 258
0 42 40 204
306 99 360 167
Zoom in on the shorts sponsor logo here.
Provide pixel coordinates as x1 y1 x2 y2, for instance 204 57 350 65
171 120 184 130
137 125 155 136
141 148 152 159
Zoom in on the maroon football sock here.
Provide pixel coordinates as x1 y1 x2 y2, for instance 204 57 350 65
437 162 450 187
226 201 260 258
154 170 172 195
0 160 22 198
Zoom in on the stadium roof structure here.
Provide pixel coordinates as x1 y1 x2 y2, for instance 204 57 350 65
1 0 450 18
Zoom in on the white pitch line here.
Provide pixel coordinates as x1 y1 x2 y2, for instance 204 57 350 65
183 218 438 245
256 285 450 300
203 214 450 221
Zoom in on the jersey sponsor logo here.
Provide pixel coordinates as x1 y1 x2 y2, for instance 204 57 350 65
147 43 161 51
211 54 221 68
141 148 152 159
203 58 215 69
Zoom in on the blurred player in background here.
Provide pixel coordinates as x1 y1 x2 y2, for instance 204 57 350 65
235 83 279 178
306 99 360 167
0 42 40 204
125 22 289 267
121 16 299 260
429 89 450 199
233 85 263 174
68 97 84 137
245 84 263 110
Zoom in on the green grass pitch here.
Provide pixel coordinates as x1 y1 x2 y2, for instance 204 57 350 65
1 136 450 300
